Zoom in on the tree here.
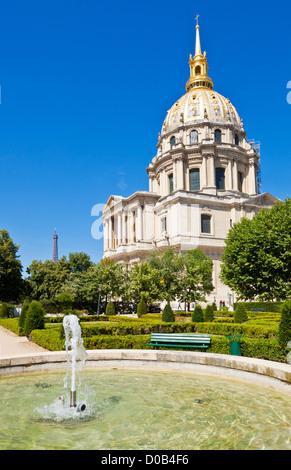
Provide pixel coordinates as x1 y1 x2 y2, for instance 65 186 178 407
147 248 183 302
162 303 175 322
18 300 30 333
204 304 214 322
105 300 116 315
137 298 147 317
0 230 24 302
234 304 248 323
67 252 93 273
127 261 161 304
26 257 70 300
179 250 214 308
220 198 291 300
278 300 291 347
24 300 45 336
26 252 94 303
192 305 204 322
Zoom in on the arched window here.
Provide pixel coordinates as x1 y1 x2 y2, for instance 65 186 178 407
170 136 176 149
234 133 239 145
190 130 198 144
195 65 201 75
214 129 222 143
189 168 200 191
215 167 225 190
201 214 211 234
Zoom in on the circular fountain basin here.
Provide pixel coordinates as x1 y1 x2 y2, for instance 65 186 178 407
1 350 291 450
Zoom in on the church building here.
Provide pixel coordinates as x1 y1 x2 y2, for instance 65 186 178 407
101 19 278 307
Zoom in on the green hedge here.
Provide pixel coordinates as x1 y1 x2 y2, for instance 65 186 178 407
0 318 20 334
196 321 278 339
234 301 283 312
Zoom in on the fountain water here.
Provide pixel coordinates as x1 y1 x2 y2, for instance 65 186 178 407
63 313 88 410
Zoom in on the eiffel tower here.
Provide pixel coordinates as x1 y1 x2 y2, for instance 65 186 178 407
52 228 58 263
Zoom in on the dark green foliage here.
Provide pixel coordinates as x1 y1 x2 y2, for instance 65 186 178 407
18 300 30 333
234 304 248 323
234 301 283 313
105 300 116 316
137 298 147 317
220 197 291 301
162 303 175 322
204 304 214 322
0 302 8 318
278 300 291 347
192 305 204 322
0 230 24 302
23 300 45 336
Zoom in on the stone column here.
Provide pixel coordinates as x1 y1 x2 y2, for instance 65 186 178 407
201 155 207 188
174 156 184 190
122 210 126 244
103 219 108 250
249 159 257 195
117 211 122 246
233 160 238 191
108 216 112 250
136 204 143 241
228 159 233 190
209 154 216 187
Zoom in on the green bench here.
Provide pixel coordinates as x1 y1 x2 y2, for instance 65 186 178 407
146 333 211 350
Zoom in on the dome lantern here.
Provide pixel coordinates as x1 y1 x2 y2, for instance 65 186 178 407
186 15 213 92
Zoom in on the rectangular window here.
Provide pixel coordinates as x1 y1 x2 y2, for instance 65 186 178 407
161 217 167 233
189 168 200 191
168 174 173 193
201 214 211 234
215 167 225 190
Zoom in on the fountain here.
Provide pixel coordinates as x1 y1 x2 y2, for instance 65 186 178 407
62 313 88 411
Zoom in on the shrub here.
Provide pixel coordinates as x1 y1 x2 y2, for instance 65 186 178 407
18 300 30 334
162 303 175 322
56 292 73 312
24 300 45 336
278 300 291 347
105 301 116 316
204 304 214 322
137 298 147 317
234 304 248 323
192 305 204 322
0 303 8 318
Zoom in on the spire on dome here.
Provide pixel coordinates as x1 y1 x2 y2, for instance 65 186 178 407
195 14 202 56
186 17 213 92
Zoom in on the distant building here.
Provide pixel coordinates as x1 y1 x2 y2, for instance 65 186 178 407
101 18 278 307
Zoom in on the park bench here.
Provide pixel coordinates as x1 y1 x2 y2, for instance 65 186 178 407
146 333 211 350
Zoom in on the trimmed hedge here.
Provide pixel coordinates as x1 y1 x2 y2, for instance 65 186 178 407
234 301 283 313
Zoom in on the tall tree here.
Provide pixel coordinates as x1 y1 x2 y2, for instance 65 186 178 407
147 248 183 302
126 261 161 304
220 198 291 300
0 230 24 302
179 249 214 307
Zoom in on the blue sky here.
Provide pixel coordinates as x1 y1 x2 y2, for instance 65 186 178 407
0 0 290 275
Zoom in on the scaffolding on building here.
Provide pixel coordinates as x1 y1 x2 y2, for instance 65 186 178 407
248 140 262 194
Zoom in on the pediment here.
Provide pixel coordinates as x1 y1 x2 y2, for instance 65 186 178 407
246 192 280 207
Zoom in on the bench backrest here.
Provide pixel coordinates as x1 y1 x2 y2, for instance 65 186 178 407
150 333 211 344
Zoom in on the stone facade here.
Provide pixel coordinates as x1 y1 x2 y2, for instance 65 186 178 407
101 20 278 308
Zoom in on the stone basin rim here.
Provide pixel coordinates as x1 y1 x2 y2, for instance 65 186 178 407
1 349 291 394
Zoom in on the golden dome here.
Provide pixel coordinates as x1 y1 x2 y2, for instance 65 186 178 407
162 88 241 132
162 17 241 133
